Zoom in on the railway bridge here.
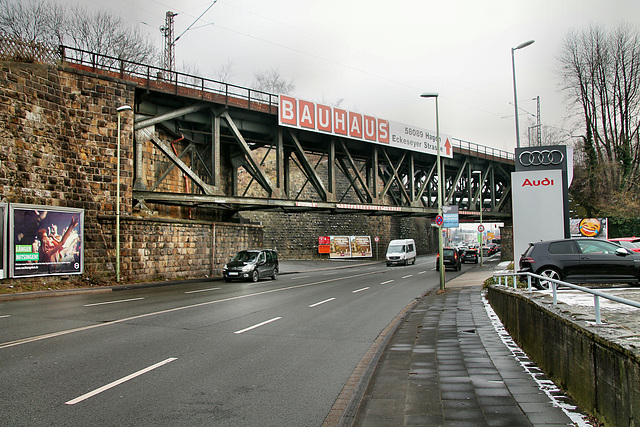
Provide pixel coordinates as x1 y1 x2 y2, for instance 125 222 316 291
62 45 515 224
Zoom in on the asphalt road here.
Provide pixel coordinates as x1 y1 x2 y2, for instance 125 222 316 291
0 255 481 426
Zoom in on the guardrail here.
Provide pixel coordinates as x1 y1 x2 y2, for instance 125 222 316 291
453 138 514 162
493 271 640 325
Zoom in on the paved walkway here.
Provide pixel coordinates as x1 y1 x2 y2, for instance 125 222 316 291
317 261 592 427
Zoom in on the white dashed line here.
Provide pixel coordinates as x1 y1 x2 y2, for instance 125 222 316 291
184 287 222 294
65 358 177 405
84 298 144 307
234 317 282 334
352 287 370 293
381 280 394 285
309 298 336 308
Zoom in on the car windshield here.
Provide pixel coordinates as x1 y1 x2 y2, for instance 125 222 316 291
388 245 405 253
231 251 258 262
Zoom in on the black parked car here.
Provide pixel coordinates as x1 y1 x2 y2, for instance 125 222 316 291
223 249 279 282
436 247 462 271
519 238 640 289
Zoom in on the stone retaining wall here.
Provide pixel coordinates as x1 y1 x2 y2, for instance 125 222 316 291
487 286 640 426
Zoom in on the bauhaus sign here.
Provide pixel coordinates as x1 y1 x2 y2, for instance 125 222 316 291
279 95 453 158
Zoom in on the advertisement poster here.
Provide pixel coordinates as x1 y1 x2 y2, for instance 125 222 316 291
570 218 608 239
0 203 6 279
9 204 84 278
329 236 372 258
318 236 330 254
350 236 372 258
329 236 352 258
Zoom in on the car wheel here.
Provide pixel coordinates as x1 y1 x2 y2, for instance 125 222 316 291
271 268 278 280
412 257 416 265
251 270 259 282
224 277 231 282
536 267 562 290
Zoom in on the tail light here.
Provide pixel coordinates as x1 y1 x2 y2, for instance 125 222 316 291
521 256 535 264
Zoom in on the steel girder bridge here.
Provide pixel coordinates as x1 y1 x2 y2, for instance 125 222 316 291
61 46 516 222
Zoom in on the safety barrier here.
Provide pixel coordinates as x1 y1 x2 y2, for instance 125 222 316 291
493 271 640 324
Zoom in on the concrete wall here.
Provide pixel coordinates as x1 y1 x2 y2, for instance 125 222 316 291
487 286 640 426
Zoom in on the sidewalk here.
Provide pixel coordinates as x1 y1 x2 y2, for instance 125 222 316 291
340 266 591 427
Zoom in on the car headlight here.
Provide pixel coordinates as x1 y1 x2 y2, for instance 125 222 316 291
241 265 253 272
223 264 228 270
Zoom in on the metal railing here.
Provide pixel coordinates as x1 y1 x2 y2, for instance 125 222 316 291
57 45 279 113
493 271 640 325
0 37 515 162
453 138 515 162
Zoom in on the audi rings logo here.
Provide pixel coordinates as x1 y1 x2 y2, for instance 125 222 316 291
518 150 564 167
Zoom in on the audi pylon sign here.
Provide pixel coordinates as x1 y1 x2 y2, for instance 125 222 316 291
512 145 572 262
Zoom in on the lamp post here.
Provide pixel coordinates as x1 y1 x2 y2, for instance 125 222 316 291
420 92 445 291
472 170 484 267
116 105 132 282
511 39 534 148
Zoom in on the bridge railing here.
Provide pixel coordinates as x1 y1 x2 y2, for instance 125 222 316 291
55 43 514 161
453 138 514 162
58 45 279 114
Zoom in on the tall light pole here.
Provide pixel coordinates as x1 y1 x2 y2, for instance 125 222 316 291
511 39 534 148
472 170 484 267
116 105 132 282
420 92 445 291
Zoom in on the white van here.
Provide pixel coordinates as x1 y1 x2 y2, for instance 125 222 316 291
386 239 417 266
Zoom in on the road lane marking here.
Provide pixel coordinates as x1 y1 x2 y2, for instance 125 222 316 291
184 287 221 294
0 315 10 318
381 280 394 285
418 271 427 274
352 287 369 293
234 317 282 334
291 275 310 279
309 298 336 308
0 270 383 350
65 357 177 405
84 298 145 307
402 275 413 279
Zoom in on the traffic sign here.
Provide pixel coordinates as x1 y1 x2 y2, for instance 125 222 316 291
374 236 379 242
478 224 485 232
435 215 444 226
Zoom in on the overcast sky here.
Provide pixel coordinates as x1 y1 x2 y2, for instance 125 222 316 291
82 0 639 153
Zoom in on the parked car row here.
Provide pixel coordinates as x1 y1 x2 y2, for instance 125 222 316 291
519 238 640 290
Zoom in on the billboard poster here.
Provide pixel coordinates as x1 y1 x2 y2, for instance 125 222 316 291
350 236 372 258
329 236 352 259
9 204 84 278
0 203 6 279
570 218 608 239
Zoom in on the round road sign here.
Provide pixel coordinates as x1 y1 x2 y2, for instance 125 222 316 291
478 224 485 232
435 215 444 226
374 236 379 242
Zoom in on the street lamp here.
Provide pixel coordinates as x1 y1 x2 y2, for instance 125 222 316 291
472 170 484 267
420 92 445 291
511 39 534 148
116 105 132 282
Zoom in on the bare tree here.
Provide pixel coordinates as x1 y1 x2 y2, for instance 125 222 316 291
0 0 159 68
252 67 295 95
558 23 640 216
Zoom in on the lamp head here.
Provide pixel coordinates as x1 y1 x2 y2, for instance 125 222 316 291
513 40 534 51
420 92 439 99
117 105 132 112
